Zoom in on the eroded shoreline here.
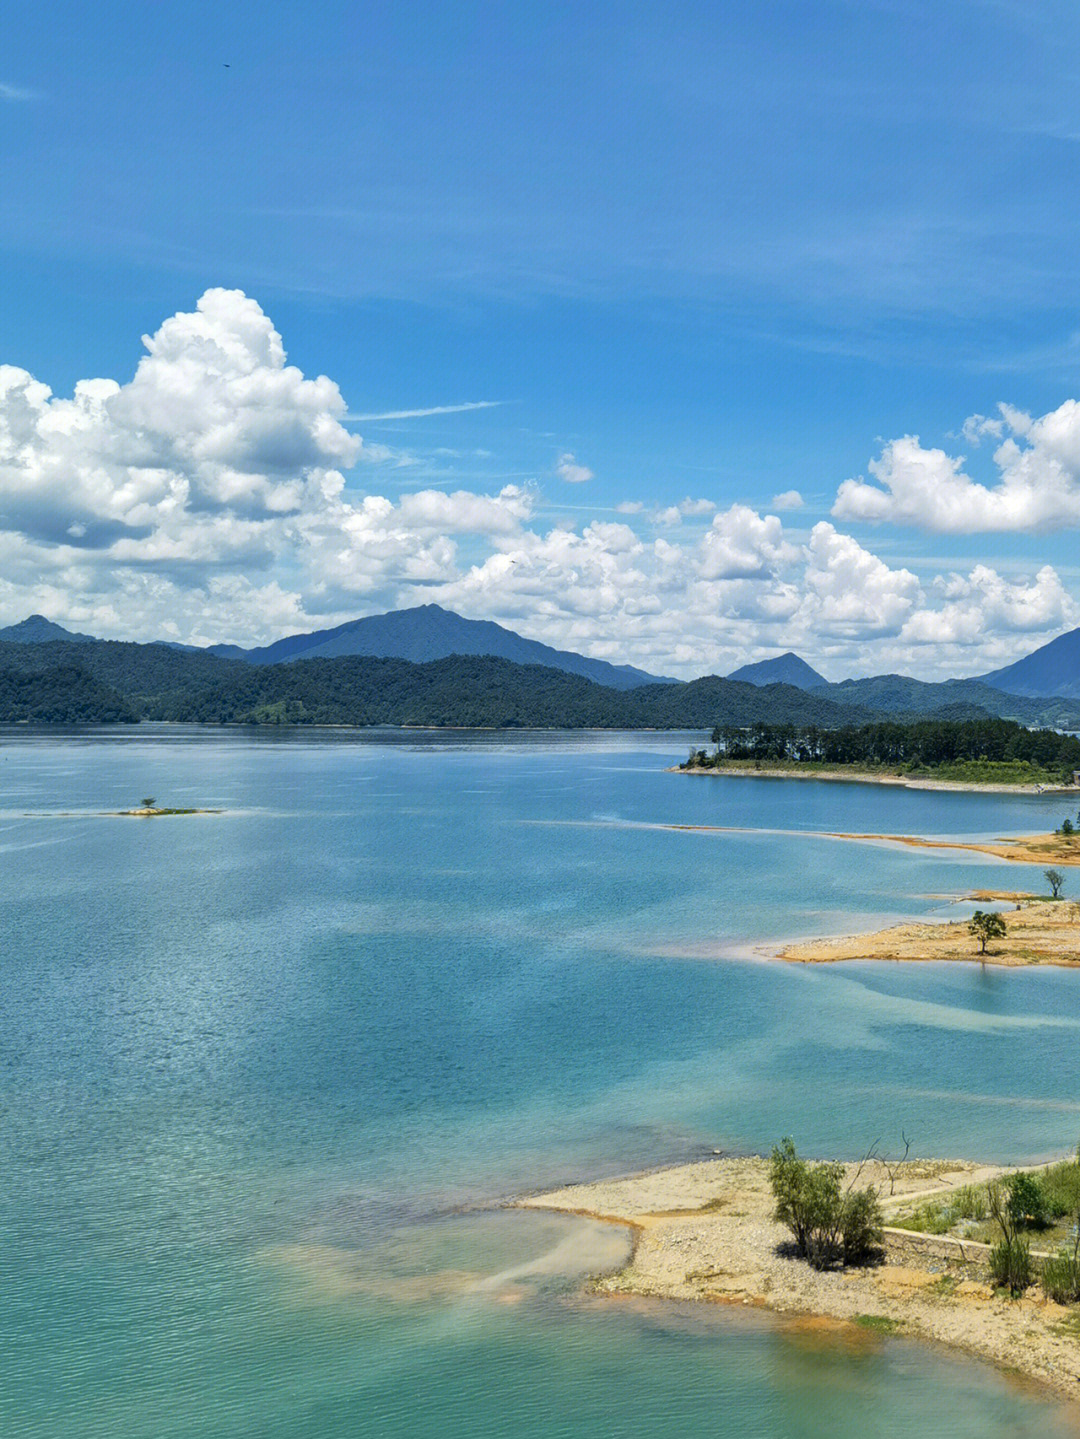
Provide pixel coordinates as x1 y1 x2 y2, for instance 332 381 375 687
518 1156 1080 1403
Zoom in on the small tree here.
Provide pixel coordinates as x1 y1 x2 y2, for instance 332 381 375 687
969 910 1006 955
1045 868 1065 899
769 1138 882 1270
987 1178 1033 1295
1062 818 1075 837
140 797 156 811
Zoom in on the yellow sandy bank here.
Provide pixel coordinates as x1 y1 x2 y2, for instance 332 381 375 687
519 1156 1080 1402
780 897 1080 967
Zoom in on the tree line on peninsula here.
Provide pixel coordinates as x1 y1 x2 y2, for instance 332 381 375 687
687 717 1080 784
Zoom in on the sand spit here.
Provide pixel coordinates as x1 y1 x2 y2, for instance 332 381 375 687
780 897 1080 967
652 818 1080 873
823 830 1080 869
518 1156 1080 1401
675 765 1077 795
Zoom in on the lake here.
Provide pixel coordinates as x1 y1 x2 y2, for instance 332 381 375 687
2 727 1077 1436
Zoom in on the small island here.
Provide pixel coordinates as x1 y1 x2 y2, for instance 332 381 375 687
114 796 222 816
519 1143 1080 1401
680 717 1080 792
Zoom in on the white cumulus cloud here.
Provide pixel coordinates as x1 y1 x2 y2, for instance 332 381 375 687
834 395 1080 532
556 452 595 483
771 489 804 510
2 289 1078 680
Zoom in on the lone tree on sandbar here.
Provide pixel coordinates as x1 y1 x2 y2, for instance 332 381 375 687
140 797 156 811
969 910 1006 956
1045 867 1065 899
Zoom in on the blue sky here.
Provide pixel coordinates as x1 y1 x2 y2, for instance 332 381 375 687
4 0 1080 677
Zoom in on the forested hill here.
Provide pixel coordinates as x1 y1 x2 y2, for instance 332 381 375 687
813 674 1080 730
5 636 1080 729
144 655 865 728
0 663 138 723
0 640 862 727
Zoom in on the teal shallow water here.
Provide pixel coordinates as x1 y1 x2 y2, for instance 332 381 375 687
2 727 1078 1436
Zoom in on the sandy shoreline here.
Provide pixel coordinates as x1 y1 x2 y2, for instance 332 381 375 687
674 764 1077 795
779 895 1080 967
518 1156 1080 1403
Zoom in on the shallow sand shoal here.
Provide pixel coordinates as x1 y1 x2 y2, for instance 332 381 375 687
643 821 1080 870
779 897 1080 967
518 1156 1080 1401
825 830 1080 868
675 765 1077 795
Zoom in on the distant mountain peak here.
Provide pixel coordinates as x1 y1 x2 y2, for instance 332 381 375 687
979 627 1080 701
214 604 676 690
726 652 826 690
0 614 97 644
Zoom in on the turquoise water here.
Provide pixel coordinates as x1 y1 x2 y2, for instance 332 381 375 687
2 727 1078 1436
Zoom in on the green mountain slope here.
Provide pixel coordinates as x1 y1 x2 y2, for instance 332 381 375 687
979 629 1080 700
0 664 138 722
815 674 1080 729
0 642 861 728
147 656 863 728
210 602 674 689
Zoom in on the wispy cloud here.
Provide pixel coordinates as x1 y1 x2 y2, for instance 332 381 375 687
0 82 39 102
346 400 506 422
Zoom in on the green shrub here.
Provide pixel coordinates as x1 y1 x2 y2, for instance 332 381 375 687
1041 1162 1080 1220
770 1138 815 1256
989 1236 1031 1295
891 1184 987 1235
769 1139 882 1270
842 1187 885 1265
1041 1251 1080 1305
1006 1172 1048 1229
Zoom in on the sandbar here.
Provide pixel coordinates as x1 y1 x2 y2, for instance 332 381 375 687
780 895 1080 967
675 764 1077 795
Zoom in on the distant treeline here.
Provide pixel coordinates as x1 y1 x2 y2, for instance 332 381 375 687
0 642 860 728
145 655 866 729
693 718 1080 777
0 664 138 723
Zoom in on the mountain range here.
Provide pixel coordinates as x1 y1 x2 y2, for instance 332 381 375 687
2 607 1080 727
0 606 669 690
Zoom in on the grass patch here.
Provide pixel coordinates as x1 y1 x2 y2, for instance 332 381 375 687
852 1314 904 1334
891 1183 988 1235
894 1162 1080 1258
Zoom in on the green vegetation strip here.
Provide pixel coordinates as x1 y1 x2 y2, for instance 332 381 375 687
687 718 1080 787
